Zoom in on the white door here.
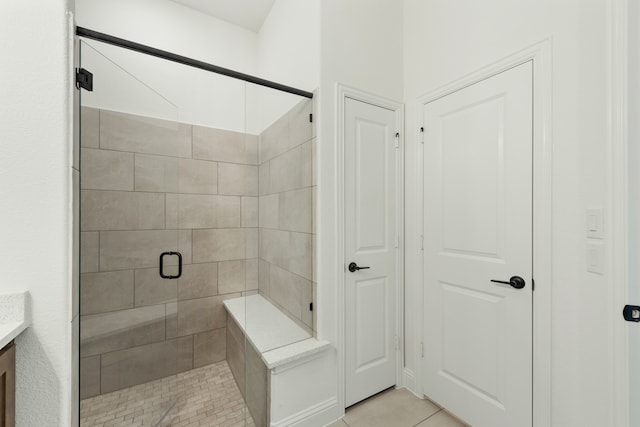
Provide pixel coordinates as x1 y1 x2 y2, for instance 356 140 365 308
344 97 398 407
422 61 533 427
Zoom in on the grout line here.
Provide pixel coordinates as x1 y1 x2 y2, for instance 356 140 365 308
411 408 443 427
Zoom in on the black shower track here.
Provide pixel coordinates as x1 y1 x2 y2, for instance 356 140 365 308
76 26 314 99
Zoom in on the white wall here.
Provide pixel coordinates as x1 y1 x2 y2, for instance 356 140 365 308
0 0 75 425
76 0 258 132
403 1 614 425
316 0 404 419
254 0 321 131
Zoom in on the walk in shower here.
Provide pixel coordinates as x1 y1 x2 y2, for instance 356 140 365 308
77 30 317 427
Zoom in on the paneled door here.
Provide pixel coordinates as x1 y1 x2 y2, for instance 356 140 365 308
344 97 399 407
422 61 533 426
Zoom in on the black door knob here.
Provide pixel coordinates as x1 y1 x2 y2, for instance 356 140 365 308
348 262 370 273
491 276 525 289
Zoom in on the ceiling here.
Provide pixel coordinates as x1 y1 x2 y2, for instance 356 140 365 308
170 0 276 33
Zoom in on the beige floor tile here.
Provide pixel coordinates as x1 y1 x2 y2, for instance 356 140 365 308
343 388 440 427
416 410 469 427
325 420 348 427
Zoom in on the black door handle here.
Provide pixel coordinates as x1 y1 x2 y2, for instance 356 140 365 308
491 275 525 289
348 262 370 273
160 252 182 279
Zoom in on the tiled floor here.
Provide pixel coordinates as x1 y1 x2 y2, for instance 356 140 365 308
80 360 253 427
328 388 469 427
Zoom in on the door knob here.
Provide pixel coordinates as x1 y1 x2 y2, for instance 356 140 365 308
348 262 370 273
491 276 525 289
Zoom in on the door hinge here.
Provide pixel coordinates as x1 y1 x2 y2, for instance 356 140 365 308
76 68 93 91
309 302 313 311
420 126 424 144
309 113 313 123
395 132 400 148
532 278 535 291
420 342 425 358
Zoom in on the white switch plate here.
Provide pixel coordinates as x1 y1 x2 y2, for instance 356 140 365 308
586 242 604 275
586 208 604 239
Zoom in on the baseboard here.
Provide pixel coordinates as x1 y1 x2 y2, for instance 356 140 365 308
271 396 339 427
402 368 420 397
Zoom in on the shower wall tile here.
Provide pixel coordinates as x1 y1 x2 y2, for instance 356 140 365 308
80 107 99 149
165 302 177 339
179 230 193 265
218 163 258 196
258 260 270 296
269 147 304 194
166 193 178 229
301 279 313 328
259 194 279 230
259 113 289 164
260 228 289 269
192 228 247 263
81 148 134 191
269 264 303 321
80 355 101 399
311 138 317 186
226 315 245 396
100 336 193 394
258 163 270 196
178 335 194 373
193 126 258 165
81 232 99 274
279 188 311 233
81 190 165 231
176 296 227 336
245 341 268 427
246 258 259 291
245 228 259 259
80 304 166 357
178 262 218 301
80 270 134 315
134 154 178 193
134 267 178 307
289 232 312 281
177 194 240 229
288 99 313 147
99 230 178 271
218 260 245 295
301 140 312 187
178 158 218 194
193 328 226 368
100 110 192 158
241 196 258 228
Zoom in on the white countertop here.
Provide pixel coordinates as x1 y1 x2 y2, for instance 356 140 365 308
0 291 29 349
223 294 330 369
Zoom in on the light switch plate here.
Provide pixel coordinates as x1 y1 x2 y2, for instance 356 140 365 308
586 242 604 275
586 208 604 239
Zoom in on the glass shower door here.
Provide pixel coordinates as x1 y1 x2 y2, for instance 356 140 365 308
78 40 181 427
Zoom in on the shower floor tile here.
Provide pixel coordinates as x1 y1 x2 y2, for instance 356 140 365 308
80 360 254 427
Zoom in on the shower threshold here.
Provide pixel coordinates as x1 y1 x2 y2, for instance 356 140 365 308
80 360 255 427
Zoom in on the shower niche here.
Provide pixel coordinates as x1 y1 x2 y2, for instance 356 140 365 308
77 38 324 427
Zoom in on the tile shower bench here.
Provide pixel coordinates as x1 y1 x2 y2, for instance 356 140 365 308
223 294 330 427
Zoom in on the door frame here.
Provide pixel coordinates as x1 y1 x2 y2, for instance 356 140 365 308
610 0 630 425
336 83 405 410
416 40 553 427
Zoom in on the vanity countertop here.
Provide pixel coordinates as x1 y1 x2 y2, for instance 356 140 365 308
0 291 29 349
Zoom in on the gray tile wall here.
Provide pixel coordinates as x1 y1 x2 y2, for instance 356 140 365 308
79 107 259 399
257 99 317 335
